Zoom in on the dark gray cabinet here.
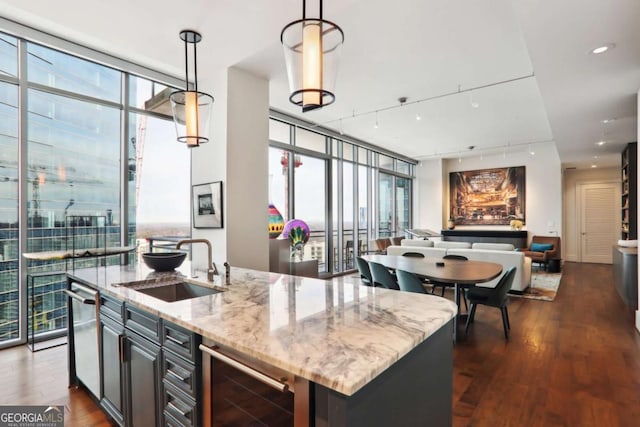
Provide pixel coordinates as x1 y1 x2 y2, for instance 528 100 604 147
161 322 201 426
99 295 162 427
125 328 161 427
99 292 200 427
99 313 125 426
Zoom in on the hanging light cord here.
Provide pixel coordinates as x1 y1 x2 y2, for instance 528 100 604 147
182 34 200 91
193 36 198 92
301 0 323 19
183 37 189 91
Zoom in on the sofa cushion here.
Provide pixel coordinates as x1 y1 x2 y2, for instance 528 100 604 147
530 242 554 252
434 241 472 249
400 239 435 248
471 243 515 251
386 245 447 258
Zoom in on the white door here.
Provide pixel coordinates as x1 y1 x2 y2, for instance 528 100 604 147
579 183 620 263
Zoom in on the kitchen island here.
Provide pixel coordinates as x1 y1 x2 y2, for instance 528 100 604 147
68 261 457 426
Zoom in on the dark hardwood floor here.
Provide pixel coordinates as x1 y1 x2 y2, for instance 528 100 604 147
453 262 640 426
0 262 638 426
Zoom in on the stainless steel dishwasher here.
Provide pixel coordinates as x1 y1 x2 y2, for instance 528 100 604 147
65 280 100 398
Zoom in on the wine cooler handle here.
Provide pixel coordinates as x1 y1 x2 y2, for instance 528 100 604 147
199 344 289 393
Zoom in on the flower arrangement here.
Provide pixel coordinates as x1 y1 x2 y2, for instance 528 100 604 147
510 219 523 230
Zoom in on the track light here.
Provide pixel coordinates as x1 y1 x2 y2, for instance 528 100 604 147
470 91 479 108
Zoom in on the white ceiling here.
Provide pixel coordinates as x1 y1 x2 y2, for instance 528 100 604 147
1 0 638 168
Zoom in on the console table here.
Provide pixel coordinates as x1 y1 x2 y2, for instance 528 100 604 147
441 230 528 248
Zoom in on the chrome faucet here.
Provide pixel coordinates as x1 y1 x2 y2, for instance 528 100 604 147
176 239 218 281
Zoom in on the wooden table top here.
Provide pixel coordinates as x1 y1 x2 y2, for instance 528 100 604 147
363 254 503 285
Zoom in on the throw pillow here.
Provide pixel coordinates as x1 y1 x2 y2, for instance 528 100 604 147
530 242 554 252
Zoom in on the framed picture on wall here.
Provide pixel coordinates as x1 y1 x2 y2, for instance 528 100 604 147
449 166 525 226
192 181 223 228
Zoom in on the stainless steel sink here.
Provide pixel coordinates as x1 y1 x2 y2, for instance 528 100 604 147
134 282 222 302
113 279 223 302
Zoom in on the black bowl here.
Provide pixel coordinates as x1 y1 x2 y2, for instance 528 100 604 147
141 252 187 271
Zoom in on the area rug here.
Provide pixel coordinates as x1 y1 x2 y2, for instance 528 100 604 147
515 271 562 301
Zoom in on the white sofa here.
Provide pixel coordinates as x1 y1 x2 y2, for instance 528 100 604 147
434 241 472 249
385 242 531 292
387 245 447 258
401 239 435 248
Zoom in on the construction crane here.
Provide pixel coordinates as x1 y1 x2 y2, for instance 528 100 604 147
129 115 147 210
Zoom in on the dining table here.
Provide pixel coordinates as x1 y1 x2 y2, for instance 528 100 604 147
363 254 503 340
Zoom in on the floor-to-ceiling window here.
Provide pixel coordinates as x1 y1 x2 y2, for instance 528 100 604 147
357 149 370 260
0 78 19 342
128 77 190 252
269 115 415 274
378 172 394 237
0 27 186 348
294 154 327 268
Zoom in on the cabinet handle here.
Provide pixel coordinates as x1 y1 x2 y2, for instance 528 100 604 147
64 289 96 305
166 334 188 346
199 344 289 393
167 401 191 417
167 366 190 382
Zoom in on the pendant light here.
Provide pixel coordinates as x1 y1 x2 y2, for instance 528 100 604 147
281 0 344 112
170 30 214 147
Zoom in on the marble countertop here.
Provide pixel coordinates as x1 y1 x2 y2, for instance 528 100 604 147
68 260 456 396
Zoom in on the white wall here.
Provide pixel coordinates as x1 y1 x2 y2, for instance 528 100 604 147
225 67 269 270
414 142 562 244
190 67 269 273
414 158 445 232
563 167 619 262
191 69 228 272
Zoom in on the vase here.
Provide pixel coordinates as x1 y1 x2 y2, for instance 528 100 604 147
268 204 284 239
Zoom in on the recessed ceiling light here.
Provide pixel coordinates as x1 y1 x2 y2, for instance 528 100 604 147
596 140 606 146
590 43 615 55
601 118 617 124
416 113 421 121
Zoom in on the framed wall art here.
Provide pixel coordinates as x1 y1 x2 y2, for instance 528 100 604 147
449 166 525 226
192 181 223 228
